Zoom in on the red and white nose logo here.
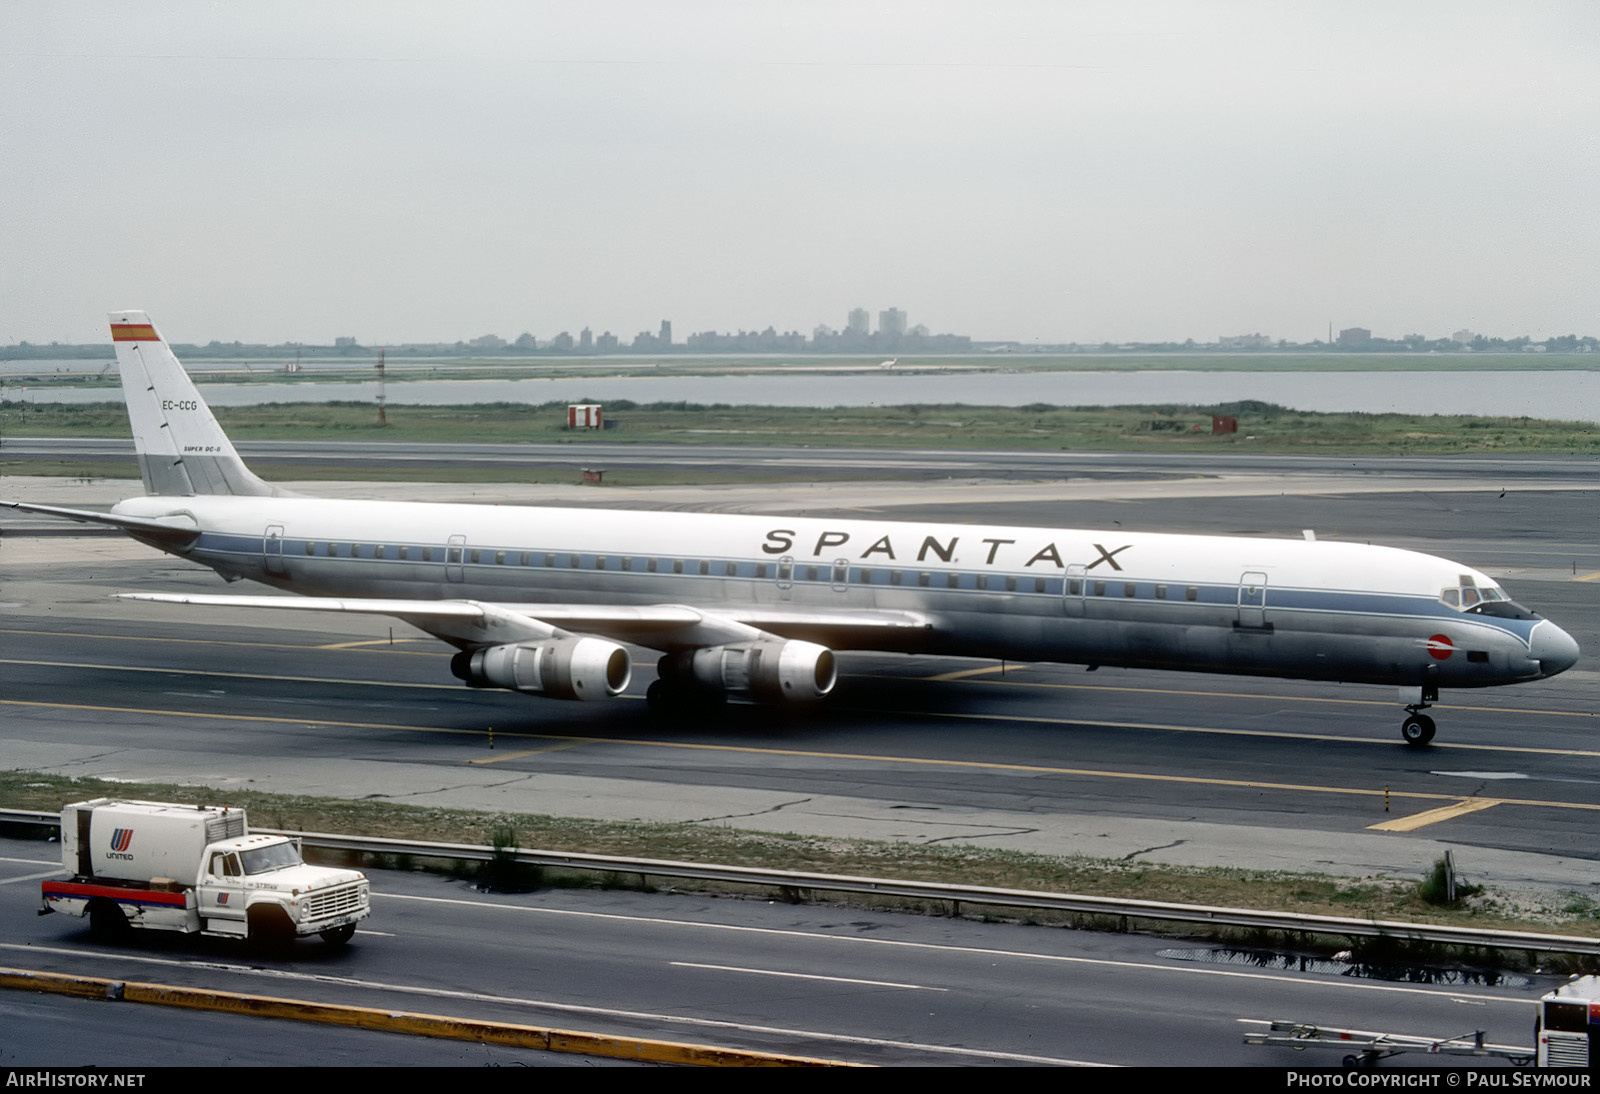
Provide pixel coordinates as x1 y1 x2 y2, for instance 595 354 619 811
1426 634 1454 660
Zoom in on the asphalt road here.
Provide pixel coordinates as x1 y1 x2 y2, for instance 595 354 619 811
0 834 1550 1067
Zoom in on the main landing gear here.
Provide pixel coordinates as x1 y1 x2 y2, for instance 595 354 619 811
1399 683 1439 747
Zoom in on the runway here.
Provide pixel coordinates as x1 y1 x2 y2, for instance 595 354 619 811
3 452 1595 896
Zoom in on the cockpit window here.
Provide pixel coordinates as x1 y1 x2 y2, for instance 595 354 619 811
1440 582 1537 619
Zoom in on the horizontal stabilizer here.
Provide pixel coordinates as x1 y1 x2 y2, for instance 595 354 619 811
1 501 200 543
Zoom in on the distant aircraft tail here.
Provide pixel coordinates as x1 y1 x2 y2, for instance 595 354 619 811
110 311 275 497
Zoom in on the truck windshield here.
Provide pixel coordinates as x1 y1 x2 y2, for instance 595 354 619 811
240 842 302 874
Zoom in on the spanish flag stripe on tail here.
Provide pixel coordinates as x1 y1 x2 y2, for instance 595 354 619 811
111 324 160 342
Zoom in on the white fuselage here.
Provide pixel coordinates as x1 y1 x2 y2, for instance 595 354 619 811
113 493 1571 690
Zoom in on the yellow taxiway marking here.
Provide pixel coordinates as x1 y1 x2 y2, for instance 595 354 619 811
0 627 440 657
314 638 428 650
1368 798 1505 832
0 658 459 692
909 669 1598 721
925 665 1016 682
466 741 588 764
1575 571 1600 583
7 697 1600 818
901 705 1600 759
5 655 1596 759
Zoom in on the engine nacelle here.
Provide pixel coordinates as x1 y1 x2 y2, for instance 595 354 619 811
450 637 631 701
684 639 836 703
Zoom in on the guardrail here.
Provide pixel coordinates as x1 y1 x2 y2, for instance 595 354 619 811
6 807 1597 956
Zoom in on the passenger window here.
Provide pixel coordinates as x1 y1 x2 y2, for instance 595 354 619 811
698 560 709 575
1093 581 1106 596
725 561 737 576
1004 576 1016 592
495 551 506 565
1185 586 1198 601
673 560 684 574
398 545 409 560
1124 583 1136 597
305 542 316 555
946 573 960 589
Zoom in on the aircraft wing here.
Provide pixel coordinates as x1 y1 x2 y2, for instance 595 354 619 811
2 500 200 544
114 593 934 652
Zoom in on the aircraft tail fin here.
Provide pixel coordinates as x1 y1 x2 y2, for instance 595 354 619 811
110 311 275 497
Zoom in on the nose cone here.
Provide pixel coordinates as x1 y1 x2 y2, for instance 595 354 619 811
1530 620 1581 679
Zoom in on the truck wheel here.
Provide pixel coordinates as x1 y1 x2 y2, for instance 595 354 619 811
87 899 129 940
319 924 356 946
246 905 294 951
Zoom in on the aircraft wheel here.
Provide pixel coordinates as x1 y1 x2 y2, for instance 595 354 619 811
1400 713 1436 747
647 677 725 719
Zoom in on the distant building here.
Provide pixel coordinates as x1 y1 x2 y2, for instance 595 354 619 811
596 331 618 352
334 336 358 348
879 307 907 339
846 307 870 336
1451 329 1475 344
470 334 506 349
1337 327 1371 348
579 327 593 352
659 319 672 347
1219 333 1273 349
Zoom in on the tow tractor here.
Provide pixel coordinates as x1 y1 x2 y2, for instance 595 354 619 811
1244 976 1600 1068
1242 1020 1533 1069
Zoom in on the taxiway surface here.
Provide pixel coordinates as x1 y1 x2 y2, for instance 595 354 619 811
3 454 1595 896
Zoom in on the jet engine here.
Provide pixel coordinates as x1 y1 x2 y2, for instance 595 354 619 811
450 637 631 700
678 639 837 703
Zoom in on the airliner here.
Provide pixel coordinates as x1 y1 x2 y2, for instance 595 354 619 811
4 312 1580 746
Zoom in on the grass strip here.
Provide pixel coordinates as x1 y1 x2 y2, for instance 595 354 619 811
5 769 1596 946
4 398 1597 457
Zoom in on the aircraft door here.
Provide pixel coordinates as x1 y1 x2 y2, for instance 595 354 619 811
263 525 286 576
1238 571 1268 629
446 534 466 583
1062 564 1086 617
776 556 794 600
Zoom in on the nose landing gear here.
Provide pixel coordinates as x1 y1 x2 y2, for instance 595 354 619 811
1400 683 1439 747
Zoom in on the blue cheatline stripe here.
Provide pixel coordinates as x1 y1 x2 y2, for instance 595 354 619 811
190 532 1538 644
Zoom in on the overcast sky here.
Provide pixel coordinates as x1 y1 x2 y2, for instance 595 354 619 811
3 1 1596 347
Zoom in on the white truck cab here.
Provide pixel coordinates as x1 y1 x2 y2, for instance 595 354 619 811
41 798 370 947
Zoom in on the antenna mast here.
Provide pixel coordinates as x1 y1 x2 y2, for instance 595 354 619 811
376 347 387 426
